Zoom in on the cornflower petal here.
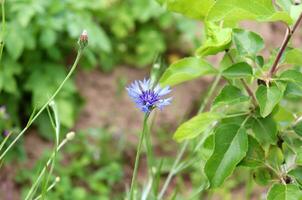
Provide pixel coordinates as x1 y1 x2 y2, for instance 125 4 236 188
127 78 172 113
157 86 171 97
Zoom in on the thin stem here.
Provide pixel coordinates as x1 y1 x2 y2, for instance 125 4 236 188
25 136 70 200
158 73 223 199
269 13 302 77
33 178 59 200
240 79 257 107
0 0 6 61
157 140 188 199
129 114 149 199
144 118 154 170
0 49 83 161
198 74 222 113
226 51 257 106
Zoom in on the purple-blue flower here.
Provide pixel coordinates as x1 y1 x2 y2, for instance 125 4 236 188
126 78 172 113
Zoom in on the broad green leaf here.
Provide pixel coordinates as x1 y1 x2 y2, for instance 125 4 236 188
256 85 283 118
284 82 302 98
250 115 278 145
267 145 284 169
205 124 248 188
159 57 216 87
253 167 273 186
207 0 292 26
6 23 25 60
222 62 253 79
212 85 249 108
290 4 302 22
267 184 302 200
276 0 292 12
284 49 302 65
196 23 232 57
293 120 302 137
289 167 302 185
173 112 221 142
157 0 215 20
280 70 302 84
274 106 295 127
240 135 265 167
232 29 264 56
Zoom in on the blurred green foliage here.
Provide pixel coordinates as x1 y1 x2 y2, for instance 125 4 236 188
16 128 127 200
0 0 199 137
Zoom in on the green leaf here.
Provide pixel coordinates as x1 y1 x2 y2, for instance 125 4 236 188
207 0 293 26
232 29 264 56
204 123 248 188
250 115 278 145
6 23 25 60
173 112 221 142
157 0 215 20
256 85 283 118
240 135 265 167
289 167 302 186
267 145 284 169
196 22 232 57
274 106 295 127
280 70 302 85
253 167 273 186
222 62 253 79
267 184 302 200
212 85 249 108
293 120 302 137
290 4 302 22
276 0 292 12
159 57 216 87
284 49 302 65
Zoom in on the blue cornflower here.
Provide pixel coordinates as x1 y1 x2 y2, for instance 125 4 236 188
126 78 172 113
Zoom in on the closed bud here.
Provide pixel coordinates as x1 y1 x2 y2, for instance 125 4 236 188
55 177 61 182
66 131 75 141
78 30 88 49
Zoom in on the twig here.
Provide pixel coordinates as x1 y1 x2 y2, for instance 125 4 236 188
240 79 257 107
269 13 302 77
226 51 257 106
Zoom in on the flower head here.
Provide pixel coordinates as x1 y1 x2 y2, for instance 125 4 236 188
78 30 88 49
126 78 172 113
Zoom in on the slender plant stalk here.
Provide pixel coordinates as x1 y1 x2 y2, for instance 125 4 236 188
240 79 257 106
0 0 6 61
129 114 149 199
269 12 302 77
33 178 59 200
226 51 257 106
24 134 72 200
158 74 223 199
0 49 83 161
198 73 222 113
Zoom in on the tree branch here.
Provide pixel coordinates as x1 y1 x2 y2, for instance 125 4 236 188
269 13 302 77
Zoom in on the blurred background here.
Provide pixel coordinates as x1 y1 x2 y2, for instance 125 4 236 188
0 0 300 199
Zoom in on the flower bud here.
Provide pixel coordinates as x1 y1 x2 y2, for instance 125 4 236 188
55 177 61 182
66 131 75 141
78 30 88 49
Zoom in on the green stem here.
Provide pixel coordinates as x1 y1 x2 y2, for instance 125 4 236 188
144 120 155 171
158 74 222 199
0 49 83 161
0 0 6 61
25 135 70 200
198 74 222 113
157 140 188 199
129 114 149 199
